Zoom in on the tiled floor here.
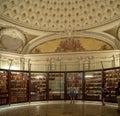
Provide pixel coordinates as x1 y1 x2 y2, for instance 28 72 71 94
0 101 120 116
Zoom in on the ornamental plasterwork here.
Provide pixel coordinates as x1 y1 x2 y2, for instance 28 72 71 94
0 27 26 52
0 0 120 31
25 34 37 43
0 0 119 54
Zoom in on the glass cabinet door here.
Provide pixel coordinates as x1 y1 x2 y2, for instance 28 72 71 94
85 71 102 101
48 73 64 100
104 69 120 102
30 73 47 101
66 72 83 100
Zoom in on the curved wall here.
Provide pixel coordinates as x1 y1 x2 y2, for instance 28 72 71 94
0 50 120 71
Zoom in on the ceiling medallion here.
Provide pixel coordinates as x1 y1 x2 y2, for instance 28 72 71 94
0 27 25 51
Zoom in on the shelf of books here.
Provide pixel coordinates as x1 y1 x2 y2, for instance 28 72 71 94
66 72 83 100
10 72 28 103
0 67 120 105
0 70 8 105
104 69 120 102
48 73 64 100
85 71 102 101
30 73 47 101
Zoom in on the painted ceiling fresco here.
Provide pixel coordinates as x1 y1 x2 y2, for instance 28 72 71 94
31 37 113 54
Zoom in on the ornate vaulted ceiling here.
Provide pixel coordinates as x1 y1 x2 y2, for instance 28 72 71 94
0 0 120 54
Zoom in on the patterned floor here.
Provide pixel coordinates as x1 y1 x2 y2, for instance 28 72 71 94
0 101 120 116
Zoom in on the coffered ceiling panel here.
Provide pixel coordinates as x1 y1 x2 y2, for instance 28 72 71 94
0 0 120 31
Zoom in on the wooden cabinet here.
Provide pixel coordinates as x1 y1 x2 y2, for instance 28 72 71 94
30 73 47 101
10 72 28 103
85 71 102 101
0 68 120 106
49 73 64 100
104 69 120 102
66 72 83 99
0 71 8 105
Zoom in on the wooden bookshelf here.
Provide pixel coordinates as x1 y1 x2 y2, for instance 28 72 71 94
66 72 83 100
85 71 102 101
0 71 8 105
48 73 64 100
0 67 120 106
30 73 47 101
10 72 28 103
104 69 120 102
